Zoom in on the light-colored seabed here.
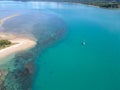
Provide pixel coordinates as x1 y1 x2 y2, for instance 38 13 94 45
0 13 36 65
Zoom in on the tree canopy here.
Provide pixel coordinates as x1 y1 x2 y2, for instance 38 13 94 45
0 40 12 48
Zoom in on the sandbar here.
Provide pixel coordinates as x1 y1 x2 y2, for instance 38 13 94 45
0 33 36 60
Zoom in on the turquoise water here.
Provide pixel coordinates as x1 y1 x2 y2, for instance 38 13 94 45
0 1 120 90
32 3 120 90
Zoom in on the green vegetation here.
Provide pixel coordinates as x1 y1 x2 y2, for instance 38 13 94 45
83 2 120 8
0 40 12 49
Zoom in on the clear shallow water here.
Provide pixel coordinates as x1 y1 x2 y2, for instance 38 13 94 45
0 1 120 90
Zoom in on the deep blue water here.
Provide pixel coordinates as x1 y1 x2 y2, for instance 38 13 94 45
0 1 120 90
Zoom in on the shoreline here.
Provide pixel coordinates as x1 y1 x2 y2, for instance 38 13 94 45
0 33 36 60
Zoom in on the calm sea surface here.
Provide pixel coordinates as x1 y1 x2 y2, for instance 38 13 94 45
0 1 120 90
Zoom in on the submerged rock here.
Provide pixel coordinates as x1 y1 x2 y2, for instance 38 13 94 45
2 67 33 90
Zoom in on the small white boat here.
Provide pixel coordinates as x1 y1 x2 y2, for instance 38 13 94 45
81 41 86 45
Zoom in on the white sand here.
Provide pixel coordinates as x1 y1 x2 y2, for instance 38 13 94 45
0 34 36 60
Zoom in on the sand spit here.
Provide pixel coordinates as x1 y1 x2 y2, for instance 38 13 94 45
0 14 19 26
0 33 36 60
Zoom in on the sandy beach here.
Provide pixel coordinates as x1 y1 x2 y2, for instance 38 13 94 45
0 33 36 60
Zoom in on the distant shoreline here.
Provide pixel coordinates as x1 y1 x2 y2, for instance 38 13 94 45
8 0 120 8
0 1 120 9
